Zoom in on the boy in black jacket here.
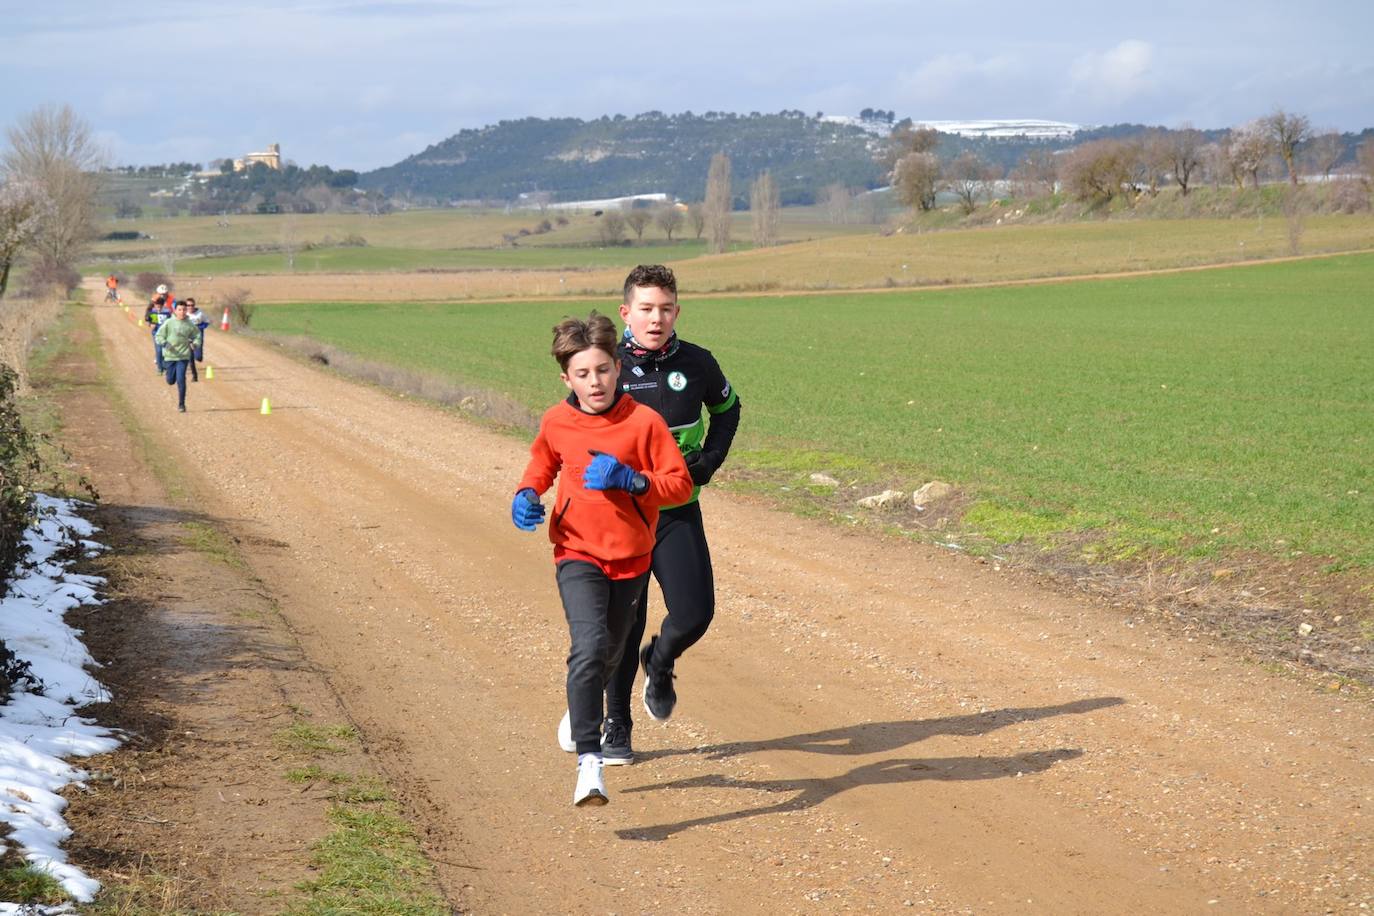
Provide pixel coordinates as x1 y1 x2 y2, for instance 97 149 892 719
558 264 740 765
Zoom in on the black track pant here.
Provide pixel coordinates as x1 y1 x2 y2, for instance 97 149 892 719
556 561 647 755
605 501 715 726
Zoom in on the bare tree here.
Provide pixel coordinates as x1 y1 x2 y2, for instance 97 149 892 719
1303 131 1346 181
2 104 103 275
750 170 779 247
1224 122 1272 190
944 151 995 214
1009 149 1059 198
1166 127 1205 195
302 184 343 213
1359 138 1374 186
1263 108 1311 186
886 123 940 168
1200 142 1225 190
686 202 706 240
704 153 732 254
1282 187 1307 255
597 210 626 245
655 203 684 241
892 151 940 212
1132 131 1171 197
819 182 851 222
855 191 885 225
622 203 652 241
156 238 178 276
526 190 553 213
1061 139 1134 207
0 178 53 299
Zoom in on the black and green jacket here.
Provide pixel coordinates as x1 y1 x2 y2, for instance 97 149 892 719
617 336 740 507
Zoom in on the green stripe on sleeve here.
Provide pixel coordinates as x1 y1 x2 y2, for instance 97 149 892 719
706 390 738 414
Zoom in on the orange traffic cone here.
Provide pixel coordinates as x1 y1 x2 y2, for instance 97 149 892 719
221 307 230 331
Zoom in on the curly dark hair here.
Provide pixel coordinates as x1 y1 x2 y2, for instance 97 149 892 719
551 311 618 370
622 264 677 302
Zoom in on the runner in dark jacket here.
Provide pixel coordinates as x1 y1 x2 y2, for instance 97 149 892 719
596 264 741 764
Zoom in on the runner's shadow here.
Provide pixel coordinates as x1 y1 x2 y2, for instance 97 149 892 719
643 696 1124 763
617 748 1083 841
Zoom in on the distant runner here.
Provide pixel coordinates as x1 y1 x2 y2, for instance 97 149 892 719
184 297 207 382
145 284 173 373
154 300 201 413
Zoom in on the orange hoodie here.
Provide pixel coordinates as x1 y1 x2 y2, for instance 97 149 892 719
518 393 692 575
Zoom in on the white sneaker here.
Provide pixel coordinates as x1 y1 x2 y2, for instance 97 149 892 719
573 754 608 807
557 710 576 752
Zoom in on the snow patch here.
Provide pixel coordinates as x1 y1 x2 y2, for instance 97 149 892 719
0 494 118 905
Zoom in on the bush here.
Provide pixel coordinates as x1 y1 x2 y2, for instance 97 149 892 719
0 363 38 590
0 640 40 703
221 287 254 328
134 272 170 296
1328 179 1371 214
20 261 81 298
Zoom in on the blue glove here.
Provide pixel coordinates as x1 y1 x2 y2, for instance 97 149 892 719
511 488 545 531
584 450 645 493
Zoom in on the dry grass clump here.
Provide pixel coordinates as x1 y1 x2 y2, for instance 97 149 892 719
0 291 65 392
266 334 536 432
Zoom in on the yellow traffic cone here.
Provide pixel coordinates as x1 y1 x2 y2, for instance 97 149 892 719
260 397 271 415
205 366 214 380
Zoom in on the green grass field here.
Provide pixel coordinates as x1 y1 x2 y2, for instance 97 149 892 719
249 254 1374 567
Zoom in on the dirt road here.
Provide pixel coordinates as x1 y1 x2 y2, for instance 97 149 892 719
92 301 1370 913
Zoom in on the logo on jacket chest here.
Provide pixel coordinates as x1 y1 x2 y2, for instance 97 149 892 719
667 371 687 391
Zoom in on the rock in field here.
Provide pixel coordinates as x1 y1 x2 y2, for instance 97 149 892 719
858 490 905 509
911 480 955 508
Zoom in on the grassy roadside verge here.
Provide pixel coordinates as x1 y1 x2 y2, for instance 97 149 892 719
20 300 449 912
274 717 447 915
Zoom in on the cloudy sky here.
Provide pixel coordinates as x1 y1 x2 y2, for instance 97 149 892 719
6 1 1371 172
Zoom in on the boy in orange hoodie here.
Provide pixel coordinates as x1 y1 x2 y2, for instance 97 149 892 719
512 311 692 806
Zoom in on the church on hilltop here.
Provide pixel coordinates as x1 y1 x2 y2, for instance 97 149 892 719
233 143 282 171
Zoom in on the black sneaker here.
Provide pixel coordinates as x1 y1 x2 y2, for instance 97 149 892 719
178 404 186 413
641 637 676 721
601 717 634 765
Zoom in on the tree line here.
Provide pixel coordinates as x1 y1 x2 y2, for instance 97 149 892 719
888 110 1374 215
590 153 779 255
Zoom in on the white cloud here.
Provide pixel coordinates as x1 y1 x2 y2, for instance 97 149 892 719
1069 39 1154 100
894 53 1022 111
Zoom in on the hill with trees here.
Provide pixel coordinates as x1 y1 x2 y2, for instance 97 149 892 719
359 111 892 206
